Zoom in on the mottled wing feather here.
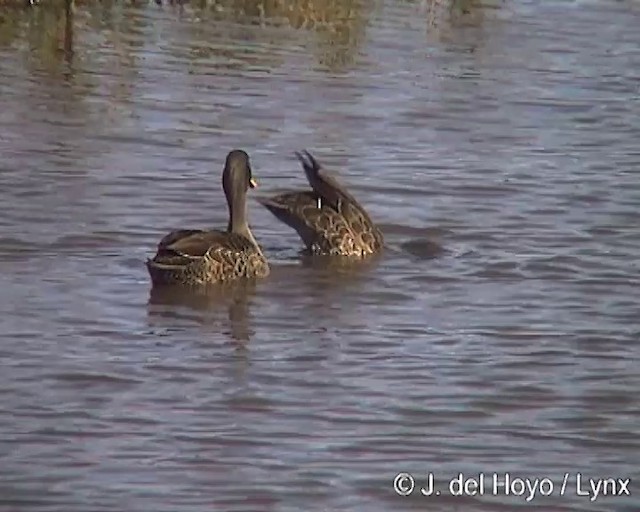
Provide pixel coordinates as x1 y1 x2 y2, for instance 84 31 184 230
147 227 268 285
207 238 260 277
157 229 204 250
336 196 384 251
259 192 330 248
171 231 252 256
260 190 381 256
152 230 255 266
261 152 383 256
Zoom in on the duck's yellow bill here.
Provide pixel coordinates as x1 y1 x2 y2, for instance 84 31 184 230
249 178 258 189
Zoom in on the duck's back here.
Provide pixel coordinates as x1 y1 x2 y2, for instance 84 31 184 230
147 229 269 285
260 191 383 257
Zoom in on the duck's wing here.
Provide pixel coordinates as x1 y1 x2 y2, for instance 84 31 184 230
150 229 255 267
156 229 205 250
258 190 382 255
258 151 383 255
258 191 331 249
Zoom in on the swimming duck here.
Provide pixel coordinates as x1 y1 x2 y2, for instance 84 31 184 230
258 150 383 257
146 150 269 285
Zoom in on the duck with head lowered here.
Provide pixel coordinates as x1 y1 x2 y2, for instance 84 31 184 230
258 150 383 258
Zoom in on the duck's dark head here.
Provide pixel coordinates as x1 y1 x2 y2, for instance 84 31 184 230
223 149 257 199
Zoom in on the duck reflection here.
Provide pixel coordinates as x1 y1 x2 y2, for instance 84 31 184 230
299 250 382 276
422 0 497 46
285 252 382 316
422 0 487 26
147 280 257 343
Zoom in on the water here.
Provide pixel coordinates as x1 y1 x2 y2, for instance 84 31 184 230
1 1 639 510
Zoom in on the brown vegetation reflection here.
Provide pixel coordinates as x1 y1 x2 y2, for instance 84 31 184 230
0 0 146 87
0 0 75 65
1 0 371 73
182 0 370 71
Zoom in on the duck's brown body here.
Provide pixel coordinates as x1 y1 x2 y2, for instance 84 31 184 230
147 150 269 286
259 151 383 258
146 229 269 285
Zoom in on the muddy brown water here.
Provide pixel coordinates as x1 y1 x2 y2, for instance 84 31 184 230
0 1 639 511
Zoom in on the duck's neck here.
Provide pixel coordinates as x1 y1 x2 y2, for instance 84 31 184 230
227 192 248 233
227 191 262 255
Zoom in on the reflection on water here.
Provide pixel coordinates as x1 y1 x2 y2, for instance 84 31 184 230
172 0 372 71
1 0 639 511
148 280 257 343
422 0 493 29
299 251 382 273
0 0 375 72
0 0 497 73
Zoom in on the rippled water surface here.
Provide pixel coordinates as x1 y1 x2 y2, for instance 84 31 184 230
1 0 639 510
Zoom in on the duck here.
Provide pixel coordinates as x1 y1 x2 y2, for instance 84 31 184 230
258 150 383 257
146 149 269 285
